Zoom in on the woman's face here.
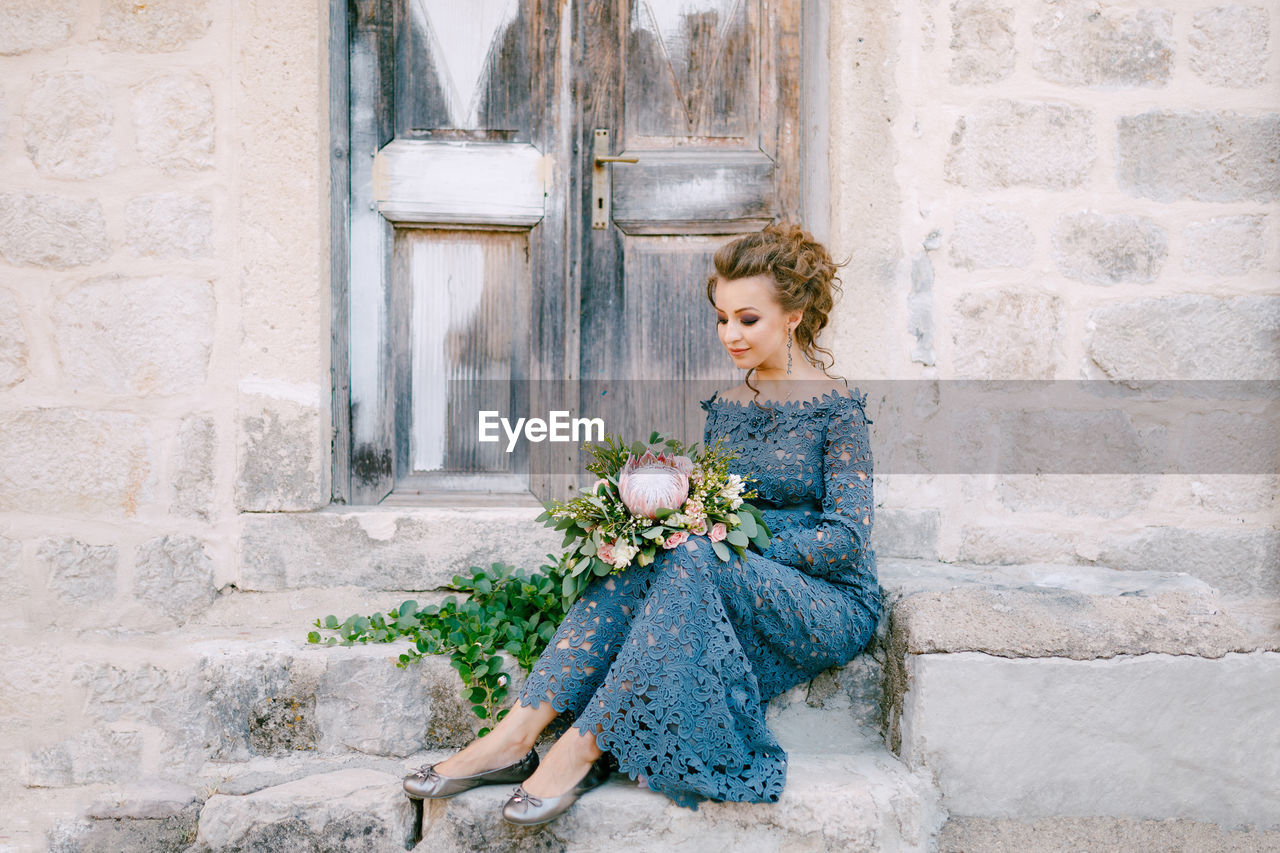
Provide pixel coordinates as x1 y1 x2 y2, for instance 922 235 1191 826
712 274 800 372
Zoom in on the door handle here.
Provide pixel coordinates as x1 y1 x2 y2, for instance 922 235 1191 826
592 129 638 229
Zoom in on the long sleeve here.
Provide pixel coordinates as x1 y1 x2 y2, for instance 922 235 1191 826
758 393 875 586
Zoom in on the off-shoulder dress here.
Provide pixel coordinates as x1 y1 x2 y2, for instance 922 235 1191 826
515 386 884 809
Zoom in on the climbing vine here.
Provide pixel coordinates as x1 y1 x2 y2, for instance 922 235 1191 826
308 559 568 736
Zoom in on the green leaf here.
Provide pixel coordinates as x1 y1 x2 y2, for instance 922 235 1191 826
323 615 339 629
648 430 660 444
726 528 748 547
477 726 492 737
468 686 488 703
472 704 489 719
711 539 731 561
593 559 612 576
737 512 757 538
642 527 666 539
562 574 575 598
654 507 676 520
630 440 646 457
306 631 321 644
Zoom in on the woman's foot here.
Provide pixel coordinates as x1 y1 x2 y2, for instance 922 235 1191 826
430 729 533 779
517 726 604 798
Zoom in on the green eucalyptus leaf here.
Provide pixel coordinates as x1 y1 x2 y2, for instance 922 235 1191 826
711 539 731 561
726 528 748 547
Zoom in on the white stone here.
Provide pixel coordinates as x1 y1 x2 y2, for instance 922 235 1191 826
23 72 114 178
171 415 216 519
1032 5 1173 88
35 538 117 606
1051 212 1167 285
949 205 1034 269
945 99 1095 190
0 408 155 516
25 728 144 786
1085 295 1280 380
131 73 214 172
0 533 24 603
0 287 28 389
52 276 214 396
133 534 216 625
195 769 417 852
125 192 213 258
1182 215 1266 276
899 651 1280 828
949 0 1015 84
1189 6 1270 88
87 779 198 819
235 399 324 511
951 289 1062 379
1097 527 1280 598
0 0 78 55
98 0 211 52
0 192 110 268
1117 111 1280 203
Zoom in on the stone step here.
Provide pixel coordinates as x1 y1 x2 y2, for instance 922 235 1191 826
187 741 945 853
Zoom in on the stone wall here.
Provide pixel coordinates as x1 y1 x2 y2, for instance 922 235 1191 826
829 0 1279 596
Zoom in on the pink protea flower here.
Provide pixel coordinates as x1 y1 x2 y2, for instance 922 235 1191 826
709 522 727 542
662 530 689 550
617 450 693 519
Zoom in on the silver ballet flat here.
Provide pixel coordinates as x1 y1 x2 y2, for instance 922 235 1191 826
403 747 540 800
500 753 615 826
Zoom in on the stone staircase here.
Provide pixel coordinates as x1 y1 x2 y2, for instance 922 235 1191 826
19 532 1280 852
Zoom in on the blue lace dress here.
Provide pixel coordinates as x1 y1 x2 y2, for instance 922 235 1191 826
515 387 885 809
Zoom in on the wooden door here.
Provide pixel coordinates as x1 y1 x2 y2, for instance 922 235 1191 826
338 0 806 505
576 0 804 453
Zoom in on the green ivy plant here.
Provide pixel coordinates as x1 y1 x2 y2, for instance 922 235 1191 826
307 559 568 736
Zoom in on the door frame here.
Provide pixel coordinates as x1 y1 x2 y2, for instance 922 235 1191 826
328 0 831 506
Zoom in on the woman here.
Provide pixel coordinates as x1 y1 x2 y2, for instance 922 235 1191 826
403 223 884 826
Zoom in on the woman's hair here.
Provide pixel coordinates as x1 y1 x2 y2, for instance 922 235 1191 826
705 222 846 402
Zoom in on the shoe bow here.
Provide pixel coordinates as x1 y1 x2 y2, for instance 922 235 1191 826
508 786 542 807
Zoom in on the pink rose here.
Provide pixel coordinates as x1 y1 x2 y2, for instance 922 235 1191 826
662 530 689 550
690 518 707 536
709 522 727 542
597 540 615 563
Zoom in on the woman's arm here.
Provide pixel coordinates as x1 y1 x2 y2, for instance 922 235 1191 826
757 392 874 583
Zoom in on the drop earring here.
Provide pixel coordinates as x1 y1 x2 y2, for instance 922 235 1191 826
786 327 793 375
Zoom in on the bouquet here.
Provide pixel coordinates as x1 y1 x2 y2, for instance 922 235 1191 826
536 431 772 604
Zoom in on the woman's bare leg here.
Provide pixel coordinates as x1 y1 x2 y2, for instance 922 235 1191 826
517 724 604 797
430 698 558 777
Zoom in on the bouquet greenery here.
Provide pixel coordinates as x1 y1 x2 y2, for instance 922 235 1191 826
539 431 771 605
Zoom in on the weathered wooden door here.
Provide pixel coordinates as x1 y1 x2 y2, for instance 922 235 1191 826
338 0 807 505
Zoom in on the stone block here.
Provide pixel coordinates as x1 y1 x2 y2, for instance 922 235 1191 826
1189 6 1270 88
125 193 212 258
938 815 1280 853
0 0 78 54
1051 212 1166 285
98 0 211 52
1085 295 1280 379
235 399 324 511
23 72 114 178
0 192 109 268
949 0 1015 84
171 415 215 519
0 287 28 389
415 750 943 852
899 651 1280 828
314 646 482 755
194 769 416 853
0 409 155 516
883 559 1254 659
87 779 199 819
1180 410 1279 477
0 533 24 603
872 508 941 559
48 805 199 853
956 525 1079 565
949 206 1033 269
199 641 322 761
36 538 117 606
945 99 1095 190
1117 111 1280 202
1182 215 1266 276
997 473 1159 518
1096 526 1280 597
1032 4 1172 87
52 276 214 396
131 74 214 172
25 728 144 786
1184 474 1279 515
237 509 564 591
133 535 217 625
951 288 1062 379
